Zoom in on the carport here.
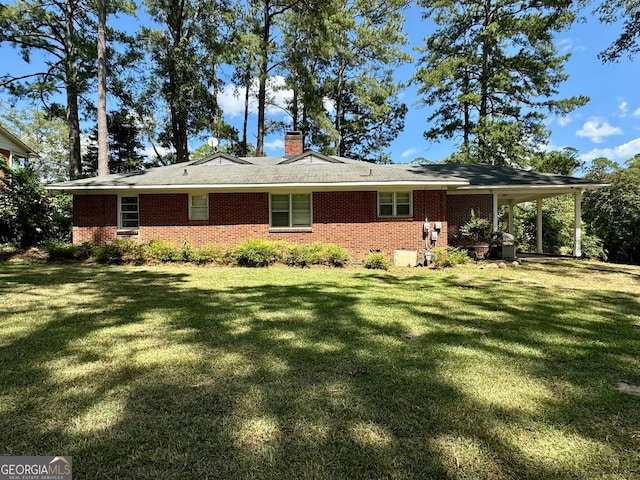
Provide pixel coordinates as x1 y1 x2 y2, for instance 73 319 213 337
434 164 609 257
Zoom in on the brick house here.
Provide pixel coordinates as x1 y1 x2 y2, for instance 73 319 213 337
47 131 605 260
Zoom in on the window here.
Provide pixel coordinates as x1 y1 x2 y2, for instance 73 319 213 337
270 193 312 227
119 196 139 229
190 194 209 220
378 191 412 217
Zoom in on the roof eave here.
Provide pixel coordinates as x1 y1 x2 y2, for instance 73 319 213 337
46 180 470 192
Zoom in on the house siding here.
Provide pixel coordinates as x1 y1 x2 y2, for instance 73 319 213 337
446 194 493 245
73 194 118 244
72 190 451 260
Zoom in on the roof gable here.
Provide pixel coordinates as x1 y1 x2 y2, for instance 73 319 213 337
278 151 344 165
191 152 252 165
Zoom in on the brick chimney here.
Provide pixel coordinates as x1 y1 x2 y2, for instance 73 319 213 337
284 131 304 156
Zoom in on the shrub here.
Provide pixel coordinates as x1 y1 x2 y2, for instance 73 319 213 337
230 239 283 267
458 209 492 244
314 242 349 267
283 244 312 267
144 239 179 263
581 234 608 261
176 241 197 262
363 252 391 270
193 243 229 265
95 239 143 264
281 242 350 267
45 240 94 261
432 246 470 268
0 164 71 247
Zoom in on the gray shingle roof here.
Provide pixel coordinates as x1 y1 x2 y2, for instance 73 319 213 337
46 151 605 192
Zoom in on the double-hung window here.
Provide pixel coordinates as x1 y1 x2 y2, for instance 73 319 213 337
119 196 139 229
270 193 312 227
378 191 412 217
190 194 209 220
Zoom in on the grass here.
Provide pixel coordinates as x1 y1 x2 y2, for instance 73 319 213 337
0 258 639 479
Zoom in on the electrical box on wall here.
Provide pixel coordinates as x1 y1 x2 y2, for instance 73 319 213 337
431 230 438 241
435 221 443 230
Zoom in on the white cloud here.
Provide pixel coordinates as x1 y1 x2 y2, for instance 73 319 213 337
576 118 623 143
141 145 174 159
618 100 628 117
558 114 575 127
264 138 284 153
633 107 640 117
217 84 250 118
323 97 335 114
555 37 586 54
217 75 293 120
580 136 640 162
401 148 420 158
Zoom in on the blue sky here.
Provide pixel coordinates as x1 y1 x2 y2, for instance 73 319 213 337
1 2 638 169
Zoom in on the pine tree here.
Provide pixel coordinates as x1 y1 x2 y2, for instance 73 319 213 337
414 0 588 167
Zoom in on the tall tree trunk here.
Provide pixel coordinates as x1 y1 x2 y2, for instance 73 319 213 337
97 0 109 176
65 0 81 179
242 72 250 156
334 60 347 157
256 1 270 157
479 0 492 164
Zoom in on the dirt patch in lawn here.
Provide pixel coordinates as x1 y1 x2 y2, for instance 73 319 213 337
616 381 640 396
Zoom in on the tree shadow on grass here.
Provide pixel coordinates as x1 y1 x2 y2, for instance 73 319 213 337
0 263 639 479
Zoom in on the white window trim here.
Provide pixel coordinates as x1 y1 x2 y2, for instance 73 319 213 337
118 195 139 230
269 193 313 228
189 193 209 220
377 191 413 218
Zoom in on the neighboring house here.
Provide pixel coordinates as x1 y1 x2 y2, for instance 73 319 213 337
47 131 606 259
0 124 35 169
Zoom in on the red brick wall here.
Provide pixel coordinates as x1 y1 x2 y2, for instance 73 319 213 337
72 190 450 260
446 194 493 245
72 194 118 244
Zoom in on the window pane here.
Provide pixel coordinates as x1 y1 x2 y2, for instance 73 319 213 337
379 204 393 216
396 204 410 216
120 196 139 228
396 192 410 204
190 195 208 220
292 211 311 227
292 194 310 209
379 192 393 204
192 195 207 207
272 211 289 227
271 195 289 211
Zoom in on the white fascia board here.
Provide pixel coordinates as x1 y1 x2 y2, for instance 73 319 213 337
46 180 469 193
448 183 609 194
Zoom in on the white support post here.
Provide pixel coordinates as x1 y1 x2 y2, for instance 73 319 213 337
574 190 582 258
492 193 499 233
508 200 514 235
536 198 543 254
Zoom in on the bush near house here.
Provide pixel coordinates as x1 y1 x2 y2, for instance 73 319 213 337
0 164 71 247
42 239 351 268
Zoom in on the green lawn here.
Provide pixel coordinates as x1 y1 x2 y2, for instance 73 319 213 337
1 259 639 479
